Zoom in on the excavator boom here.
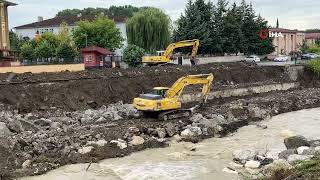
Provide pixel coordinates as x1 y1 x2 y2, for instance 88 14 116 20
142 39 200 65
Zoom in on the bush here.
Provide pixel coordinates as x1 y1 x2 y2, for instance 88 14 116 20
306 58 320 78
123 44 145 67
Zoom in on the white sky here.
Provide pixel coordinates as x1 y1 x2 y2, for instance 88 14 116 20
8 0 320 30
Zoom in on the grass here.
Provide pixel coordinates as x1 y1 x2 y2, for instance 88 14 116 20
306 58 320 78
265 155 320 180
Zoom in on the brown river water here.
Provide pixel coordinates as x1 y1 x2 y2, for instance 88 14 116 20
21 108 320 180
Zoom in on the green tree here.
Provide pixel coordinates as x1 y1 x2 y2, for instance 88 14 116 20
56 23 77 63
123 44 145 67
126 8 171 53
73 15 124 50
173 0 214 54
20 42 36 62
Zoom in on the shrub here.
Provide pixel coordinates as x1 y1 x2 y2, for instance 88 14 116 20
123 44 145 67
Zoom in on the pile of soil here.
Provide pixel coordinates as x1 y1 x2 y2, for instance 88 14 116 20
0 62 291 113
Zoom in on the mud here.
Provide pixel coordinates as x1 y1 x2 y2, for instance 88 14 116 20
0 62 291 113
0 62 318 179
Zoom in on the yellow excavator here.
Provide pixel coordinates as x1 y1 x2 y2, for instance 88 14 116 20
133 73 214 120
142 39 200 66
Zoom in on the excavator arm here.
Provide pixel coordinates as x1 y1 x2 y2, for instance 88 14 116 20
142 39 200 65
165 73 214 103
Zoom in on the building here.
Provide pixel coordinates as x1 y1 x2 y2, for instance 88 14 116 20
0 0 16 50
305 33 320 45
14 15 128 55
81 46 121 68
270 28 305 55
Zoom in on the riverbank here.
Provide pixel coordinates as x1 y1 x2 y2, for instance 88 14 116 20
20 108 320 180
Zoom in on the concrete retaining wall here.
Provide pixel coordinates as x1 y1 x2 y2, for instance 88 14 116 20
0 64 85 74
181 82 300 103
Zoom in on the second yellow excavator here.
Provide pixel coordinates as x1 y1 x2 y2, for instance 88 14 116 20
142 39 200 66
133 73 214 120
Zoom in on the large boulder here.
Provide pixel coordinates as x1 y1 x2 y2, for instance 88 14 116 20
287 154 313 163
284 136 310 149
164 123 176 137
233 149 257 164
0 122 11 137
278 149 296 160
245 160 261 169
129 136 145 146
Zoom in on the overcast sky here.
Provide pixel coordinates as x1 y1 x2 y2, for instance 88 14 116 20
8 0 320 30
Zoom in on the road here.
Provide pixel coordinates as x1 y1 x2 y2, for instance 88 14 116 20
257 60 309 66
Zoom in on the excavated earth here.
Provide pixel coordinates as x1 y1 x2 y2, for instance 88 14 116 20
0 62 319 179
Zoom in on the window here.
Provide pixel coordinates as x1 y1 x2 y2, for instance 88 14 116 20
86 55 93 62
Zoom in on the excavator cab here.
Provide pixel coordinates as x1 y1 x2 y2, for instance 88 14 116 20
153 87 169 97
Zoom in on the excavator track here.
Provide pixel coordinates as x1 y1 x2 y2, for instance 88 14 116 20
158 109 192 121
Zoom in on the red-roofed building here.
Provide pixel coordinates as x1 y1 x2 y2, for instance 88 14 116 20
305 33 320 45
81 46 121 68
14 15 128 55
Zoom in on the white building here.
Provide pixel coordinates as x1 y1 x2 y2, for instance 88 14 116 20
14 15 128 55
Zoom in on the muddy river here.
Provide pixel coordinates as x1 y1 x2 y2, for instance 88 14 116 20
21 108 320 180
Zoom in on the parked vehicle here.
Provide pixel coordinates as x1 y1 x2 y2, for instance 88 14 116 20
244 55 261 62
274 55 289 62
301 53 317 60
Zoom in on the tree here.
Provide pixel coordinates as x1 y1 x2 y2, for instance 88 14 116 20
173 0 214 54
56 22 77 62
20 42 36 62
123 44 145 67
276 18 279 28
73 15 124 50
126 8 171 53
56 6 142 18
35 32 59 61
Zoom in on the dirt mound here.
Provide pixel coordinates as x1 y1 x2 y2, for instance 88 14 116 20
0 62 290 113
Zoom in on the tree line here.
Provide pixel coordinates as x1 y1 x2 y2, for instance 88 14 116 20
173 0 274 55
11 16 123 64
56 5 143 18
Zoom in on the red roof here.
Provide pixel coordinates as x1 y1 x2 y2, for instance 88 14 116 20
14 15 127 29
81 46 114 55
305 33 320 39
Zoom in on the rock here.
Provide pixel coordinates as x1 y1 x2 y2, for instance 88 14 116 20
50 122 62 129
0 122 11 137
78 146 94 154
181 126 202 138
229 162 243 169
156 128 167 139
233 149 257 164
87 140 108 147
256 124 268 129
7 119 23 133
248 105 270 120
278 149 297 160
297 146 310 155
34 118 52 126
22 160 32 169
315 146 320 152
128 127 140 135
222 167 238 174
284 136 310 149
19 120 40 132
245 160 261 169
110 139 127 149
164 123 176 137
287 154 313 163
129 136 145 146
310 140 320 147
172 134 182 142
280 130 296 138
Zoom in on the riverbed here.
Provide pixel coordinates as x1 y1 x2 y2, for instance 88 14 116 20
21 108 320 180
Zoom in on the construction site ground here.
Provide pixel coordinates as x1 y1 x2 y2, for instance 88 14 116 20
0 62 319 179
